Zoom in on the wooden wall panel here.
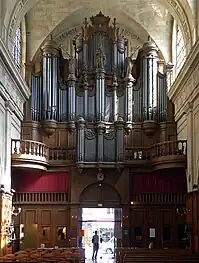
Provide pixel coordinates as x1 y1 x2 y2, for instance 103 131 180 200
41 210 51 225
25 210 37 224
130 205 186 249
16 205 69 249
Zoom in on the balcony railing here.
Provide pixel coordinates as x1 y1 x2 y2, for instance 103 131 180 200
11 139 187 170
13 192 68 204
131 192 185 204
49 148 76 164
152 140 187 157
11 139 49 170
11 139 76 169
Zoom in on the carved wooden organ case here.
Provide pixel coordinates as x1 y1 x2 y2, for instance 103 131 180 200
28 12 171 166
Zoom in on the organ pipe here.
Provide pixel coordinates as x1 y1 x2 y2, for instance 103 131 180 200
83 71 88 118
67 58 76 122
112 72 118 122
95 44 106 121
41 36 59 121
139 41 158 121
31 74 42 121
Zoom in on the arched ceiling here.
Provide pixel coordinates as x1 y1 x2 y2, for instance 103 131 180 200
2 0 195 62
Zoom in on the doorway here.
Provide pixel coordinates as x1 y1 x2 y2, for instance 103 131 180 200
78 208 122 261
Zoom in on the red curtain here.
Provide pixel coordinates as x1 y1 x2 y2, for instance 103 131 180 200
12 170 68 192
132 169 187 194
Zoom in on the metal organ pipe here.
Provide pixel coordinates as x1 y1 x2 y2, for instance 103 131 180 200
31 75 42 121
96 69 105 121
41 37 59 121
67 58 76 122
112 73 118 122
140 41 158 121
76 117 85 162
83 72 88 119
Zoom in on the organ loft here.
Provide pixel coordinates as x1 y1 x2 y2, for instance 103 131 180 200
11 12 187 250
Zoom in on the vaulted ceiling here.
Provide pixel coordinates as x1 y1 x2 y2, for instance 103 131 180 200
0 0 196 62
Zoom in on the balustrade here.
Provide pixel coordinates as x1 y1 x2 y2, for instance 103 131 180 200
152 140 187 157
12 139 49 158
13 192 68 204
49 148 76 162
11 139 187 169
132 192 185 204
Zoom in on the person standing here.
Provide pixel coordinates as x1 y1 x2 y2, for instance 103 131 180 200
92 231 100 259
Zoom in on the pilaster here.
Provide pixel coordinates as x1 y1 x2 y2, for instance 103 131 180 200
186 102 194 192
3 101 13 191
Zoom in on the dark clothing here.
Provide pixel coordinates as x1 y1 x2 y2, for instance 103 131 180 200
92 234 99 259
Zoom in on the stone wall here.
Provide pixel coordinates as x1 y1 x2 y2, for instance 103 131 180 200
168 39 199 192
0 38 30 191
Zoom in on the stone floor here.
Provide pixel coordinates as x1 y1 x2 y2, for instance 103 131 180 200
85 249 115 263
85 258 115 263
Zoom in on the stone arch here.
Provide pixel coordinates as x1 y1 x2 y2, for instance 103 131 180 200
5 0 195 57
79 182 121 207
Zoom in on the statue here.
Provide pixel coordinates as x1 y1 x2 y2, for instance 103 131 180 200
96 44 106 70
124 56 137 81
125 57 133 77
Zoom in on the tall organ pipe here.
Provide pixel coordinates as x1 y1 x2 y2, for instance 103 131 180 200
96 69 105 121
67 58 76 122
139 41 158 121
31 74 42 121
41 36 59 121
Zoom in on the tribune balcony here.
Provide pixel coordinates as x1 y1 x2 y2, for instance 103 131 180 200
124 140 187 170
11 139 76 171
11 139 187 171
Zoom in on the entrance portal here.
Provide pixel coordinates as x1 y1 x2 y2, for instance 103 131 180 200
79 208 122 261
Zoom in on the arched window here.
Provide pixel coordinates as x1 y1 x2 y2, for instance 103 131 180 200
13 26 21 69
176 24 186 72
172 20 186 77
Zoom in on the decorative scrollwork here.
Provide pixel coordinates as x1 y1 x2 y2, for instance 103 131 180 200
85 128 96 140
104 131 115 140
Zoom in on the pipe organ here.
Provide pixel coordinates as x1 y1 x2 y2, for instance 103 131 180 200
28 12 169 165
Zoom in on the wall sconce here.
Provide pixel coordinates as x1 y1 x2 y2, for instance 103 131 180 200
176 208 190 216
12 206 21 217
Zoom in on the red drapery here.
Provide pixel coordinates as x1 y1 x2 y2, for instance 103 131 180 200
12 170 68 192
132 169 187 194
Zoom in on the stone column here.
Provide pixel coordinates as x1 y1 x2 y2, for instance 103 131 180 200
0 189 13 256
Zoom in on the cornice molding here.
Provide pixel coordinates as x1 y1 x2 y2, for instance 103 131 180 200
168 38 199 103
